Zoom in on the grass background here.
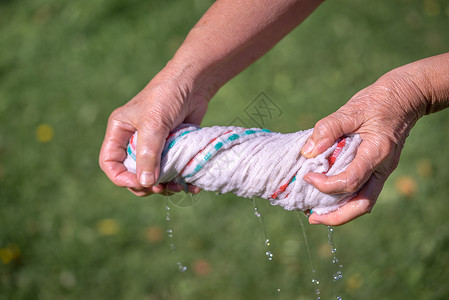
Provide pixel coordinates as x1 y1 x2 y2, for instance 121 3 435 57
1 0 449 299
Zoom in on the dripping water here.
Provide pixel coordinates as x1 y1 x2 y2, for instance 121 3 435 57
251 198 282 294
165 197 187 272
251 198 273 261
296 211 321 300
168 179 202 208
328 226 343 299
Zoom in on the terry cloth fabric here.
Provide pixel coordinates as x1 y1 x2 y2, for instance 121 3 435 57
124 124 362 215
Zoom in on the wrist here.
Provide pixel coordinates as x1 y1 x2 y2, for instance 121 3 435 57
163 47 224 103
378 53 449 117
375 68 429 123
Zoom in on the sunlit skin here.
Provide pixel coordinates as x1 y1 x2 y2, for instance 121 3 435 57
100 0 322 195
303 55 449 225
99 0 449 226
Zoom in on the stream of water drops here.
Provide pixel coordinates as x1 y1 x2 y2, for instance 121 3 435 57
251 198 274 261
251 198 283 295
165 197 187 272
296 211 321 300
328 226 344 299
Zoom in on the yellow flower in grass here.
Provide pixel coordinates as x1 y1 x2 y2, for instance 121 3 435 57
0 244 21 264
96 218 120 236
346 273 363 292
36 124 54 143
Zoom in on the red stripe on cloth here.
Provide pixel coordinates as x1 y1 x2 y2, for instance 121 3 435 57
166 132 176 141
130 134 136 150
179 130 233 176
270 175 295 199
324 138 346 174
271 137 348 200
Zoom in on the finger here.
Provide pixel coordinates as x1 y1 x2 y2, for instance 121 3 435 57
166 182 201 194
136 122 170 187
127 183 166 196
166 182 187 193
190 185 201 194
303 139 384 194
301 109 361 159
99 117 142 189
127 187 153 197
308 172 385 226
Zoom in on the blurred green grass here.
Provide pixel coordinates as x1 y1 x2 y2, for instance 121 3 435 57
1 0 449 299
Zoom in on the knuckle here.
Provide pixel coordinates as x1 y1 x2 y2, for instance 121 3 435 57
358 199 375 216
314 111 354 142
365 202 375 214
140 116 166 133
344 175 361 193
314 118 335 137
108 107 126 124
138 109 174 137
98 156 106 171
137 147 158 161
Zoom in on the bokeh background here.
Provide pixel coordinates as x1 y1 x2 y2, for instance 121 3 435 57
1 0 449 299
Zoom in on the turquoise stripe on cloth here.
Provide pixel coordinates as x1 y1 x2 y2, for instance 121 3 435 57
183 128 269 178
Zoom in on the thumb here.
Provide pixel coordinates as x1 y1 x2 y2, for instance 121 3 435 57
136 123 170 187
301 110 360 158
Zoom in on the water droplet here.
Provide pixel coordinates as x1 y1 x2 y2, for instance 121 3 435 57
333 270 343 281
315 289 321 295
331 248 337 254
336 296 342 300
177 262 187 272
165 197 188 272
251 198 273 262
312 279 320 285
265 251 273 260
276 288 281 293
332 258 339 264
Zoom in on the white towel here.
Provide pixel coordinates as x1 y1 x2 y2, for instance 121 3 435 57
124 124 361 215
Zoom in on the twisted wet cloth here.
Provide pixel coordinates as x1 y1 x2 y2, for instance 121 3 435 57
124 124 362 215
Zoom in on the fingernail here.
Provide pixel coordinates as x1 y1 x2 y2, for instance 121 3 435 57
302 139 315 157
309 219 322 225
139 171 154 186
303 176 312 184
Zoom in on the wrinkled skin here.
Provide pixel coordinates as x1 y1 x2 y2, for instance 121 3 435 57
302 70 426 225
100 0 323 197
99 0 448 226
99 68 209 196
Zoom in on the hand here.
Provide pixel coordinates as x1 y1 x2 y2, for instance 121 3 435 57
300 70 425 225
99 66 209 196
99 0 325 197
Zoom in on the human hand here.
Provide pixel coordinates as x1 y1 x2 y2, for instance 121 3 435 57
99 66 209 196
300 71 427 225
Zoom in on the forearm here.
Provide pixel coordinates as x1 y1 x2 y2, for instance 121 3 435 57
165 0 323 97
379 52 449 119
